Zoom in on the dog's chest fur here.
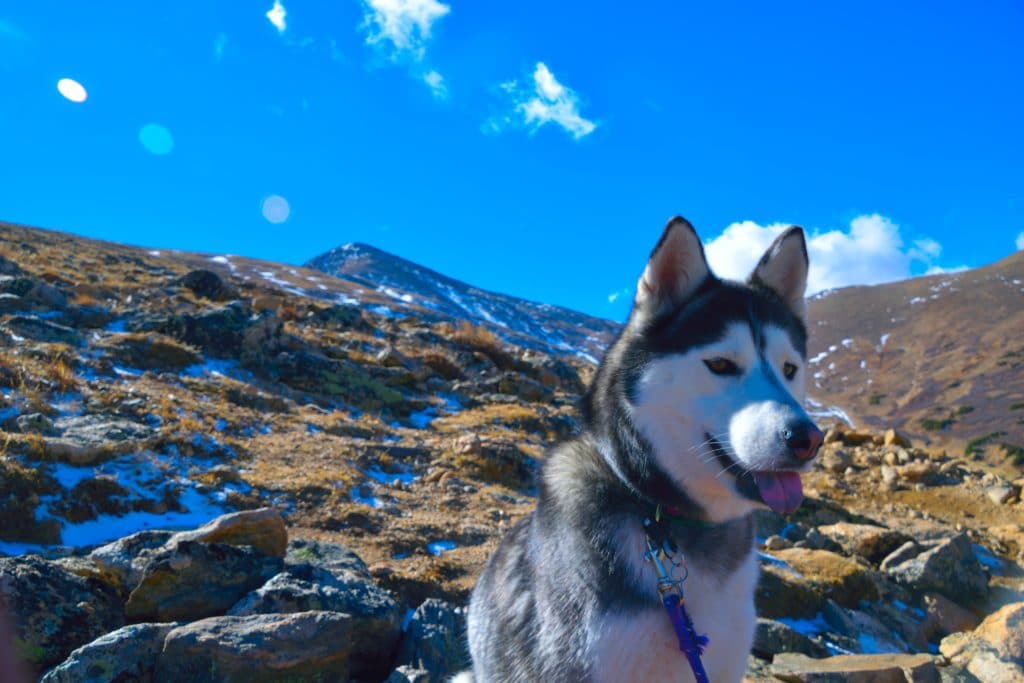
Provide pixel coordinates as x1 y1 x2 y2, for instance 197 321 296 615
589 529 758 683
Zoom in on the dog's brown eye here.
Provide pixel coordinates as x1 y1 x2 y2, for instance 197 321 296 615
783 362 798 380
704 358 740 376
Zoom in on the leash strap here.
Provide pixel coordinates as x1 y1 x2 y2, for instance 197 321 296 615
662 593 710 683
644 507 711 683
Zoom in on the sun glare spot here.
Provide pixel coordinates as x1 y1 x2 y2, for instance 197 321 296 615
138 123 174 155
57 78 87 103
262 195 291 224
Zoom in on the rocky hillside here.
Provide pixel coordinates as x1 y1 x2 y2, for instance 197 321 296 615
306 242 619 362
807 250 1024 466
1 219 1023 682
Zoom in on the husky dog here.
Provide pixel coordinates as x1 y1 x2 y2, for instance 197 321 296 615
462 217 823 682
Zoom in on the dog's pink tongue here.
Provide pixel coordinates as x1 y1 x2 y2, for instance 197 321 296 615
753 472 804 514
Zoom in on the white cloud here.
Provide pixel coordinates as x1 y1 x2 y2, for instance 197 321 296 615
1016 231 1024 251
422 69 447 99
360 0 450 61
266 0 287 33
492 62 597 140
703 214 951 295
608 288 630 304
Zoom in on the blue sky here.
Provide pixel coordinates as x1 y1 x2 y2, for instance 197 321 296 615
1 1 1022 321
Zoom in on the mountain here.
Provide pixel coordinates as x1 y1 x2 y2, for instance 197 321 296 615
305 243 619 363
2 220 1024 681
806 250 1024 464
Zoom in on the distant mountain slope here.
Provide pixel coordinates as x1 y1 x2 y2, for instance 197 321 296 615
305 243 619 362
806 250 1024 462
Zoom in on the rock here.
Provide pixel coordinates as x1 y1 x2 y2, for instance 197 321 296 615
820 446 852 473
941 604 1024 682
764 535 793 551
397 599 469 682
229 562 402 679
756 561 824 619
841 431 877 446
0 254 23 275
39 415 156 465
39 622 178 683
99 333 203 371
880 541 923 571
15 412 56 435
923 593 979 639
0 556 124 672
770 548 879 608
970 602 1024 665
155 611 352 683
386 665 432 682
285 539 371 578
752 618 829 659
168 508 287 559
824 602 911 654
987 481 1016 505
0 292 24 313
884 429 912 448
886 534 988 604
139 301 255 358
818 522 912 565
771 652 939 682
881 464 899 487
125 541 282 622
496 372 551 402
177 270 237 301
1 316 80 344
89 529 176 590
896 462 941 485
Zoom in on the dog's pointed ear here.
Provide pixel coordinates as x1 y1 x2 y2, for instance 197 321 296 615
749 226 809 319
635 216 710 315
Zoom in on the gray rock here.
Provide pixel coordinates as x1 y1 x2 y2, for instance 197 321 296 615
229 562 402 678
125 541 282 622
177 270 237 302
41 415 156 465
1 316 80 344
887 534 988 604
0 254 22 275
771 652 940 682
0 293 25 313
285 538 370 578
89 529 175 590
397 599 469 681
15 412 55 435
40 622 178 683
986 482 1015 505
880 540 923 571
0 556 124 672
752 618 829 659
155 611 352 683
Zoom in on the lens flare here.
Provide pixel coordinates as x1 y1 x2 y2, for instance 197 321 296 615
262 195 290 224
57 78 88 103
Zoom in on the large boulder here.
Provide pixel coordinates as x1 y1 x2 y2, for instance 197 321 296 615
229 562 402 679
752 618 829 659
0 556 124 673
771 652 939 682
40 415 156 465
177 270 237 302
756 560 824 619
1 316 79 344
125 541 282 622
396 599 469 681
99 333 203 371
941 602 1024 682
154 611 353 683
886 534 988 604
168 508 287 559
88 530 176 591
769 548 880 608
39 622 178 683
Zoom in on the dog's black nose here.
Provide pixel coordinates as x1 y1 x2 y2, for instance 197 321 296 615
782 422 824 462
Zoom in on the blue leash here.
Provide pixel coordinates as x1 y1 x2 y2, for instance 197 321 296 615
644 507 711 683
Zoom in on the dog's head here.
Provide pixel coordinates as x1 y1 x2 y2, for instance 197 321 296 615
584 217 822 521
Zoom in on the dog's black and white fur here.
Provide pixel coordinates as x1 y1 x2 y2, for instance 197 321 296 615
461 217 822 682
